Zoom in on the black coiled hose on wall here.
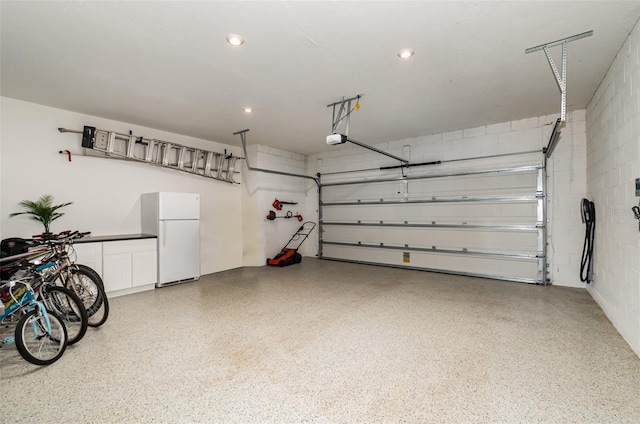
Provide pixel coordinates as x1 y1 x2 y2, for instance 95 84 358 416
580 198 596 283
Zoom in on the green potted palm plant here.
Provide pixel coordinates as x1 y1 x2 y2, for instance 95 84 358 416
9 194 73 236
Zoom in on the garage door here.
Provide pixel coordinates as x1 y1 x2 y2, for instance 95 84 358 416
318 157 547 284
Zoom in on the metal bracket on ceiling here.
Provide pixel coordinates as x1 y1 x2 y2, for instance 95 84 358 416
328 94 361 136
326 95 409 165
525 30 593 122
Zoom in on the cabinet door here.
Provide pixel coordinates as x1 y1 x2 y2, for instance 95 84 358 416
132 250 157 287
72 242 103 278
102 252 132 292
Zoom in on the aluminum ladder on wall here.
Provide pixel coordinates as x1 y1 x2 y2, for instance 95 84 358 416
59 126 241 184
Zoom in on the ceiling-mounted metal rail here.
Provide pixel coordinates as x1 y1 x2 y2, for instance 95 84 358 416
525 30 593 122
234 129 319 186
345 137 409 164
326 95 409 165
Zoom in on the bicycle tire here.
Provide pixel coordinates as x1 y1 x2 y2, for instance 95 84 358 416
75 264 105 288
64 267 109 327
42 285 88 345
15 309 67 366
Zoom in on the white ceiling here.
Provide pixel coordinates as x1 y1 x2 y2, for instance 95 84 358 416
2 1 639 155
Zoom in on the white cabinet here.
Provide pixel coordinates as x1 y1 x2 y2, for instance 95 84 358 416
102 249 133 292
72 242 103 276
102 239 157 295
74 238 157 297
132 249 157 287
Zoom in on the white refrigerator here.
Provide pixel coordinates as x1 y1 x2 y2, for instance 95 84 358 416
141 192 200 287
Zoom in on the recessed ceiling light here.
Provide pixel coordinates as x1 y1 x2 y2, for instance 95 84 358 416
398 49 414 59
226 34 244 46
243 107 253 113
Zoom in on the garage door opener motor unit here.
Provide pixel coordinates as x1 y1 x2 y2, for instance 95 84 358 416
267 222 316 267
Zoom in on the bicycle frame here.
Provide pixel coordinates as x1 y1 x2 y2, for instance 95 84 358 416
2 230 108 329
1 280 53 339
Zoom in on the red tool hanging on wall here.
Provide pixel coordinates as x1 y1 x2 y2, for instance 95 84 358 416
266 210 303 222
272 198 298 211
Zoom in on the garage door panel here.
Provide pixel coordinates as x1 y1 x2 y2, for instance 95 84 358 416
321 226 539 252
321 202 539 223
322 244 540 282
322 171 539 202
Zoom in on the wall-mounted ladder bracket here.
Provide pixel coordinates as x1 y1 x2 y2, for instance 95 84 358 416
65 126 241 183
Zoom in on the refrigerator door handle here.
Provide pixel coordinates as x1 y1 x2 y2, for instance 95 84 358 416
163 221 167 246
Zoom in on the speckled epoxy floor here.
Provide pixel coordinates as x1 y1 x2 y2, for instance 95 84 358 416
2 259 639 423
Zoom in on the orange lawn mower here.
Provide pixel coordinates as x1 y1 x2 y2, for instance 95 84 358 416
266 222 316 267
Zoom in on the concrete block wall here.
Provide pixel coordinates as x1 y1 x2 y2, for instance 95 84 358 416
241 144 318 266
546 111 589 287
586 20 640 357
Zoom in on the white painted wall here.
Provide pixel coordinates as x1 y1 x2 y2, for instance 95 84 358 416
586 20 640 357
0 97 243 275
241 144 318 266
546 111 589 288
1 97 591 290
308 111 588 288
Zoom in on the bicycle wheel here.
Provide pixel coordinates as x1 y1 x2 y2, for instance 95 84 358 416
75 264 105 288
41 285 88 345
15 309 67 365
62 268 109 327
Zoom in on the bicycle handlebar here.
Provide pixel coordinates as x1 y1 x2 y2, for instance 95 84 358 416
31 231 91 245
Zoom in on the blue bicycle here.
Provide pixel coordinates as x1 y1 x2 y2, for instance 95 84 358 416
1 251 67 366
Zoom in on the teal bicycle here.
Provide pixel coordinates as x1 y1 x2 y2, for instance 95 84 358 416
1 251 68 365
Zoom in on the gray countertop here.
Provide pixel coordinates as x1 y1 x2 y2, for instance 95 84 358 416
74 233 157 243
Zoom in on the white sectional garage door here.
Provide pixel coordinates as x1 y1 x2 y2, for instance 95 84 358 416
318 155 547 284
